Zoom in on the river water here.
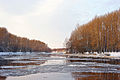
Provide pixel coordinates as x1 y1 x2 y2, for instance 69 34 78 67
0 52 120 80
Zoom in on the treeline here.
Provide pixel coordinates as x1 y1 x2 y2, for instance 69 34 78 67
0 27 51 52
52 48 66 52
66 9 120 53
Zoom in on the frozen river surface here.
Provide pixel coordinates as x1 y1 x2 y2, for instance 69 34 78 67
0 52 120 80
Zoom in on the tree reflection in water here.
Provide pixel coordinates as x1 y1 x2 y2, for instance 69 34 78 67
67 56 120 80
72 72 120 80
0 76 6 80
0 53 120 80
0 53 49 76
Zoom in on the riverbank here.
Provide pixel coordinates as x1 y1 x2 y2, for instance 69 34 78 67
64 52 120 59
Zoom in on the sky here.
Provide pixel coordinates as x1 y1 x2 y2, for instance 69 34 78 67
0 0 120 49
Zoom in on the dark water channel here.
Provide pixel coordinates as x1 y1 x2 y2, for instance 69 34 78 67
0 52 120 80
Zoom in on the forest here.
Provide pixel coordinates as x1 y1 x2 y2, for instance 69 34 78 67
0 27 51 52
66 9 120 53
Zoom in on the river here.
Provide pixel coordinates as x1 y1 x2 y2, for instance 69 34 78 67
0 52 120 80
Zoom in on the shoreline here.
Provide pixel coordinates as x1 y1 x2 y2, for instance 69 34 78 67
64 53 120 59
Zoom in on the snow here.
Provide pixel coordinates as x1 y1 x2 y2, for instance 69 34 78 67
84 52 120 57
0 52 120 58
109 52 120 57
97 52 120 57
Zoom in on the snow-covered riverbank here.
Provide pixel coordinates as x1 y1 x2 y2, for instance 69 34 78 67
0 52 120 59
65 52 120 59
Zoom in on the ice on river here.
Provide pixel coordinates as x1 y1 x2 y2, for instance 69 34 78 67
0 52 120 80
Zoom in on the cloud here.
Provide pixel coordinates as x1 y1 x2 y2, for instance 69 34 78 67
0 0 64 48
0 0 120 48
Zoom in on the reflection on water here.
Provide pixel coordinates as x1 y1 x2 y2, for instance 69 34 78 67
0 76 6 80
0 52 120 80
72 72 120 80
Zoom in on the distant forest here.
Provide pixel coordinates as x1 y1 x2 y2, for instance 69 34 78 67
66 9 120 53
0 27 51 52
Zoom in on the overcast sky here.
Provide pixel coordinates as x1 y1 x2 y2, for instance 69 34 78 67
0 0 120 48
